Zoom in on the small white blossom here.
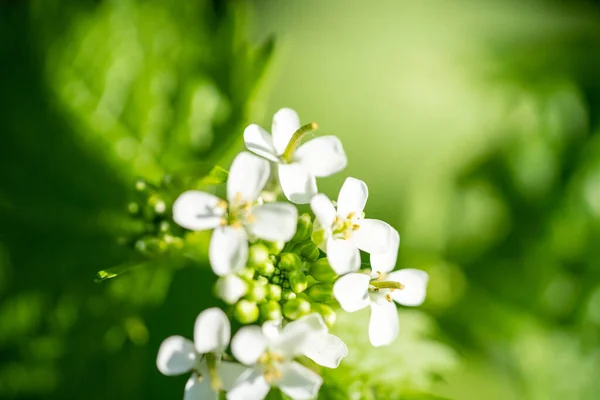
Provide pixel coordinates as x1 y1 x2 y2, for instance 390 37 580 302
244 108 347 204
157 308 244 400
226 314 347 400
333 231 429 347
310 177 397 275
173 152 298 276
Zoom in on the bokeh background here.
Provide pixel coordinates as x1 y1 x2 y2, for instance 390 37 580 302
2 0 600 399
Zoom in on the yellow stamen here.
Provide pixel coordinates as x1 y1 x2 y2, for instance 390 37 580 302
217 199 228 209
385 294 393 302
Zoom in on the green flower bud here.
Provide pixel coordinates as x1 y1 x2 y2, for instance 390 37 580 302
248 243 270 266
292 213 313 242
282 280 291 289
256 276 269 286
298 241 320 262
311 228 327 247
307 283 334 302
282 289 296 301
238 267 255 281
264 240 285 255
278 253 302 271
256 260 275 277
266 284 282 301
247 282 267 303
135 237 167 257
311 303 336 327
260 301 282 321
271 275 281 285
234 300 259 324
309 258 338 282
306 275 318 287
283 298 311 320
289 270 308 294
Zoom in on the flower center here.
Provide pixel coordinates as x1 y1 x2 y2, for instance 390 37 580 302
369 272 405 302
218 193 256 227
258 351 285 382
331 212 363 239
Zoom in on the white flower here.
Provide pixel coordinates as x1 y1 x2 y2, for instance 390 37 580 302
333 231 429 347
216 274 248 304
173 152 298 276
157 308 244 400
226 314 347 400
244 108 347 204
310 177 397 275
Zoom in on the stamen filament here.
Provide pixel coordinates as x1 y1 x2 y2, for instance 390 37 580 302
281 122 319 163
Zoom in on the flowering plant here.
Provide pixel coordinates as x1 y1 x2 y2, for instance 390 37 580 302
156 108 429 399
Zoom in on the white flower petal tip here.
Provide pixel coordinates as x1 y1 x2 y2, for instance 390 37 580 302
272 108 301 155
310 194 336 228
337 177 368 217
227 152 270 204
370 228 400 274
279 362 323 400
326 237 361 275
231 326 268 366
172 191 224 231
295 136 348 177
243 124 278 162
209 226 249 276
216 275 248 305
369 300 399 347
194 308 231 354
352 219 396 254
248 203 298 242
303 333 348 369
156 336 197 376
388 268 429 307
333 273 370 312
278 163 317 204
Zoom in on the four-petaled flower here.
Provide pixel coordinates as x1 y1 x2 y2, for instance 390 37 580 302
244 108 347 204
156 308 245 400
173 151 298 276
310 177 397 275
333 230 429 346
226 314 348 400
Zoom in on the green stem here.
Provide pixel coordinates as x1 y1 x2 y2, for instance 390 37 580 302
206 353 222 390
281 122 319 162
370 280 405 290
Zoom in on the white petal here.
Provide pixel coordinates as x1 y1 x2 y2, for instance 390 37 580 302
247 203 298 242
227 152 270 204
231 326 268 366
194 308 231 354
209 226 248 276
310 193 336 228
216 275 248 304
336 177 368 218
352 219 396 254
184 374 218 400
333 273 370 312
295 136 347 177
370 228 400 274
279 362 323 400
243 124 278 162
326 237 361 275
302 333 348 368
156 336 197 376
173 191 224 231
388 269 429 307
271 313 327 358
272 108 301 156
368 300 399 347
219 362 254 391
226 368 270 400
261 320 282 342
278 163 317 204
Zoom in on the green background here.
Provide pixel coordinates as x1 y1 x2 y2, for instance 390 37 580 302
2 0 600 399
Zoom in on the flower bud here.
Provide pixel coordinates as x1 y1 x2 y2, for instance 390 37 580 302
266 284 282 301
307 283 334 302
278 253 302 271
234 300 259 324
248 243 270 267
292 213 313 242
282 280 290 289
135 237 167 257
311 228 327 247
264 240 285 255
281 289 296 301
311 303 336 327
289 270 308 294
256 260 275 277
256 276 269 286
298 241 320 262
238 267 255 281
283 298 311 320
260 301 282 321
309 258 338 282
215 275 248 304
271 275 281 285
247 282 267 303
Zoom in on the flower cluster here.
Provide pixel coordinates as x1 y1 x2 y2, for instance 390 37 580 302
157 109 429 399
